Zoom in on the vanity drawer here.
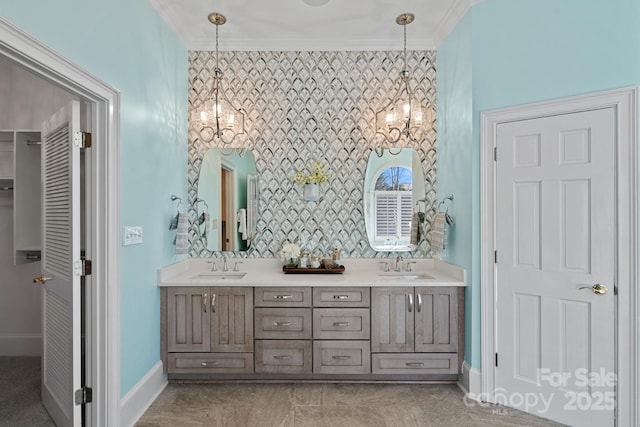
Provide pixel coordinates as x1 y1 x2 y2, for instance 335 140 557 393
313 287 370 307
313 341 371 374
254 287 311 307
255 308 312 339
255 340 312 374
313 308 370 340
371 353 458 375
167 353 253 374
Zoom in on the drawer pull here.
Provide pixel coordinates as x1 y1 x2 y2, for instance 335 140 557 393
273 321 292 327
201 361 220 367
405 362 424 367
273 355 292 360
273 295 293 300
333 322 351 327
202 293 208 313
333 295 350 300
332 355 351 360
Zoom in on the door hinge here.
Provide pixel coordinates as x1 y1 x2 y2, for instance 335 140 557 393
494 250 498 263
73 131 92 148
74 259 92 276
495 353 498 367
494 146 497 161
75 387 92 405
614 286 618 296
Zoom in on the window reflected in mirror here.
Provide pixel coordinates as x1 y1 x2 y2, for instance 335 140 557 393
364 148 425 251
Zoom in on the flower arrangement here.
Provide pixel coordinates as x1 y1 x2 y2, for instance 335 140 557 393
289 161 332 185
279 241 301 266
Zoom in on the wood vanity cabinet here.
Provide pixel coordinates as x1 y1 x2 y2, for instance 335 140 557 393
165 286 253 373
161 284 463 380
371 286 462 375
254 287 313 374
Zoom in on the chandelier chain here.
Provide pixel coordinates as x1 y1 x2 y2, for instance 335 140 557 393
403 21 407 73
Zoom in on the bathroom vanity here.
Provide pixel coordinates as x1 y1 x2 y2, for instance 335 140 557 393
158 258 466 383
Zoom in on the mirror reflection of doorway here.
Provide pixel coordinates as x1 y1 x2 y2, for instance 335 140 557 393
220 165 235 251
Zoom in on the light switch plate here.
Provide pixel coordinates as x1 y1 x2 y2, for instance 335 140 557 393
123 226 143 246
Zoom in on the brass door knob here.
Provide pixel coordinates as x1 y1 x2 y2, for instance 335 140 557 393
33 275 53 284
578 284 608 295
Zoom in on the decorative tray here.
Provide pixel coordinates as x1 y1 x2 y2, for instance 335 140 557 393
282 265 345 274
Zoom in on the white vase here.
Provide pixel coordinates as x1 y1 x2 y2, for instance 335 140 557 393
303 183 320 201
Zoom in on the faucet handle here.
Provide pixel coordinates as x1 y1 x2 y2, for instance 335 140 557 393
379 261 390 272
395 256 403 272
208 260 217 272
233 261 243 272
406 261 417 272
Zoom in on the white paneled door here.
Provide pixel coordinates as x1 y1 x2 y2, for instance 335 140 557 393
39 100 82 427
495 108 615 426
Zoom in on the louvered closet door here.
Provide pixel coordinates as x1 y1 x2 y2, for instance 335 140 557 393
40 100 82 427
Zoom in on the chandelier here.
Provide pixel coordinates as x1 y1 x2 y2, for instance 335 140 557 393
191 13 245 144
375 13 432 144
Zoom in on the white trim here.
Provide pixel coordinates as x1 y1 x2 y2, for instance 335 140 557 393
120 361 167 427
0 18 121 427
458 360 482 400
480 86 638 426
0 334 41 356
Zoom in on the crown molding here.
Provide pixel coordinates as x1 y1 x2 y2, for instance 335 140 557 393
432 0 483 47
188 38 437 52
152 0 482 52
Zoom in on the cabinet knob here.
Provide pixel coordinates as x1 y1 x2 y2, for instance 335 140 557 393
273 321 292 327
332 355 351 360
273 355 292 360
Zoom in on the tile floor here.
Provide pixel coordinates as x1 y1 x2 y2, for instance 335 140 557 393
136 383 562 427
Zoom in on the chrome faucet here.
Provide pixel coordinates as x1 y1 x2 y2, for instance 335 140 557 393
222 257 228 272
395 256 403 272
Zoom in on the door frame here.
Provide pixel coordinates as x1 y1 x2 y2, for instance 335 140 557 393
0 18 121 426
480 87 637 426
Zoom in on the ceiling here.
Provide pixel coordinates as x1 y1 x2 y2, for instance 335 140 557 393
150 0 481 51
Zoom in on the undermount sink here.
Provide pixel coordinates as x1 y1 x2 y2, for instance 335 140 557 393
378 272 435 281
191 271 247 280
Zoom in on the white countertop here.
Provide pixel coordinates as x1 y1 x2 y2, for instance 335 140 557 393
157 258 466 287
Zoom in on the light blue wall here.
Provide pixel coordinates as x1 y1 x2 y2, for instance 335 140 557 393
435 12 474 365
438 0 640 369
2 1 188 395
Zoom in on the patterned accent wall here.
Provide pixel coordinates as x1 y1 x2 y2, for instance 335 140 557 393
188 50 437 258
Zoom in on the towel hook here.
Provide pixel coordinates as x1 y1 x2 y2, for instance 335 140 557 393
437 194 454 211
170 194 182 212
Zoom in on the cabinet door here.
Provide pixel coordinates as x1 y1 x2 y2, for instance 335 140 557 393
415 287 458 352
167 287 210 352
371 287 414 352
211 287 253 352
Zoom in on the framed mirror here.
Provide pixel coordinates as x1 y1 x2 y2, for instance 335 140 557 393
363 148 426 251
197 147 258 252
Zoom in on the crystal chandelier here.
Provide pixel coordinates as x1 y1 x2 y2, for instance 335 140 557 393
375 13 432 144
191 13 245 144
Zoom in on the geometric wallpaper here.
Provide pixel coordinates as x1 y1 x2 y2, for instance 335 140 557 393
187 50 437 259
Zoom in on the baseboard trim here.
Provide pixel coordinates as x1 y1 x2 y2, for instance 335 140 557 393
458 360 482 400
0 334 41 356
120 360 167 427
